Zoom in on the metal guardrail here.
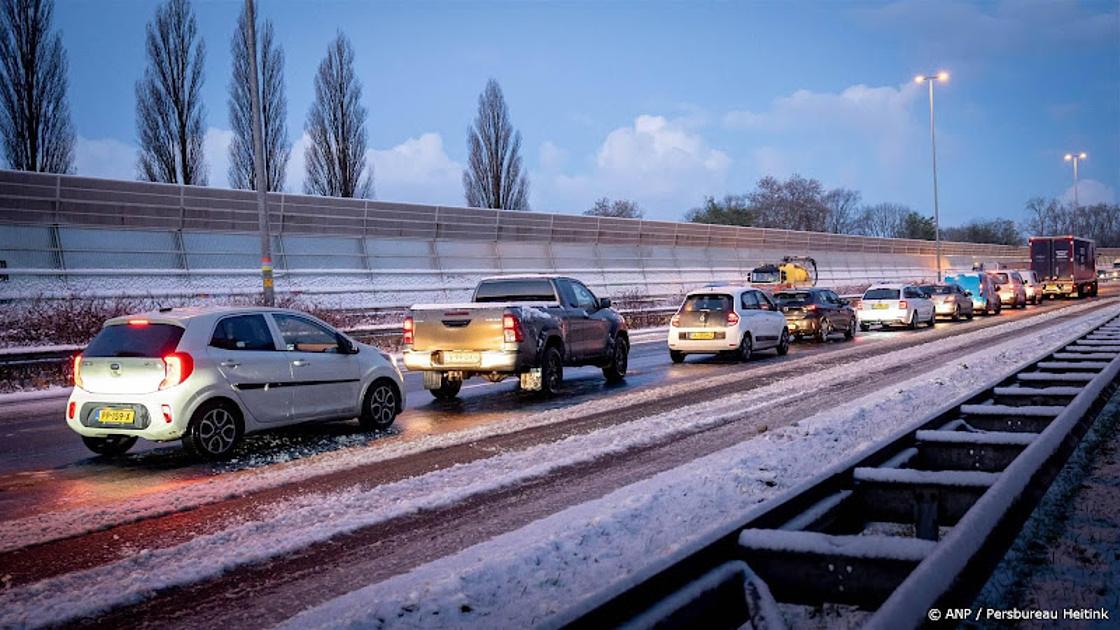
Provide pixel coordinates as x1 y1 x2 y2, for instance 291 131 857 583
559 307 1120 629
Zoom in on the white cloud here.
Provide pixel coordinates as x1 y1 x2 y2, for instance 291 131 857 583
538 141 567 172
1062 179 1116 207
368 133 462 205
74 136 136 180
534 115 730 217
203 127 234 189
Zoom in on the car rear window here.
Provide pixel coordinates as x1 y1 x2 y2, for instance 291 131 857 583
774 291 813 306
474 279 557 302
682 294 732 312
921 285 952 295
863 288 900 300
85 323 184 358
993 273 1010 283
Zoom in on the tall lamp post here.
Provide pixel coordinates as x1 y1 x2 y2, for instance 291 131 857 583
1064 152 1087 209
246 0 274 306
915 71 949 281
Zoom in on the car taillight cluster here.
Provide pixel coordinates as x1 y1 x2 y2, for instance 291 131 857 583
503 313 523 343
899 300 909 310
945 295 956 302
725 311 740 326
73 354 84 388
804 304 818 311
159 352 194 390
402 316 414 345
670 313 681 327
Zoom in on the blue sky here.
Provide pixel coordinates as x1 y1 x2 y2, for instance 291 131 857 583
57 0 1119 226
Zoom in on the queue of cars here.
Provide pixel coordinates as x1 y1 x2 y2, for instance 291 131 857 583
65 267 1051 461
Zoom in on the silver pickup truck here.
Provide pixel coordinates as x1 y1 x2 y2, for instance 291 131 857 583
402 275 629 399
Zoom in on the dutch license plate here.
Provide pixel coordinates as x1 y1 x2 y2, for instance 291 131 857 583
97 408 135 425
689 332 716 340
442 351 481 365
872 303 889 310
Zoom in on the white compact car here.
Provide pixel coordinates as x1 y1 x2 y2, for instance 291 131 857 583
668 286 789 362
67 307 405 460
857 284 936 330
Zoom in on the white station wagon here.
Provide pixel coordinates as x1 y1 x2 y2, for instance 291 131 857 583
857 283 936 331
668 286 790 362
67 307 405 460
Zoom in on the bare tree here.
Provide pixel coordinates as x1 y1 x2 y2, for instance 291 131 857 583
0 0 74 173
227 2 288 191
303 33 371 198
135 0 207 184
463 79 529 210
584 197 642 219
823 188 861 234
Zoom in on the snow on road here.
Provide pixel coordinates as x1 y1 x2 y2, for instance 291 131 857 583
1 299 1107 553
281 307 1120 629
1 304 1114 628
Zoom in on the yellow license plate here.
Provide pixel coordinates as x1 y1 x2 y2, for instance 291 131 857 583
872 303 889 310
97 408 135 425
689 332 716 340
442 351 481 365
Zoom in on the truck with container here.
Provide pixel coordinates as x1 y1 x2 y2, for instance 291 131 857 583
401 275 629 399
1029 235 1097 298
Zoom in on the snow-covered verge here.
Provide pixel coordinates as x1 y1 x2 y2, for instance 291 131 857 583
1 306 1114 628
279 307 1120 629
1 300 1106 554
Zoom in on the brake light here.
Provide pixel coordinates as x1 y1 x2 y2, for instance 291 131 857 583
159 352 194 390
128 319 149 326
671 313 681 327
73 354 84 388
726 311 740 326
503 313 523 343
67 401 76 420
402 316 414 345
899 300 909 310
161 404 173 423
804 304 818 311
945 295 955 303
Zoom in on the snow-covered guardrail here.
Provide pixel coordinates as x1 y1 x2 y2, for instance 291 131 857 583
561 307 1120 629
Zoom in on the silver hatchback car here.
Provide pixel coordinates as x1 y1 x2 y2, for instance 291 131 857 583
67 307 405 460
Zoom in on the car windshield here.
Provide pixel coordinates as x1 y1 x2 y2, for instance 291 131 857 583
682 294 732 312
994 273 1010 283
750 270 781 283
774 291 813 306
85 323 185 358
474 279 557 302
863 288 900 300
921 285 952 295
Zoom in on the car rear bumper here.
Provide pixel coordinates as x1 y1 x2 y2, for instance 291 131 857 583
667 328 740 352
785 318 820 334
857 308 909 324
66 388 190 441
934 302 959 315
402 349 521 373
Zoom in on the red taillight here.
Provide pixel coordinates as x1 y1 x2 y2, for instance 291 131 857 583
671 313 681 327
899 300 909 310
503 313 523 343
161 404 173 423
726 311 740 326
402 316 414 345
804 304 818 311
67 401 76 420
945 295 955 303
159 352 194 390
128 319 149 326
73 354 84 388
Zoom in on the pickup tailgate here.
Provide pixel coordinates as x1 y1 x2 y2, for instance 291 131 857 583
410 305 508 352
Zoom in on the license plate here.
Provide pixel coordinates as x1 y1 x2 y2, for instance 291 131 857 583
872 303 889 310
97 408 135 425
689 332 716 340
442 351 481 365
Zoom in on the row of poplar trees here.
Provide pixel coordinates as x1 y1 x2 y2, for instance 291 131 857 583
0 0 530 210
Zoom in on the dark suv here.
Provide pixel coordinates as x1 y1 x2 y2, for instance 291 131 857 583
773 288 857 342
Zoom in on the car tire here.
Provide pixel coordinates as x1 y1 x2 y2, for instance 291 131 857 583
927 310 936 327
430 377 462 401
738 333 753 362
81 435 137 457
908 311 918 330
602 336 629 383
952 305 960 322
359 379 399 431
816 318 831 343
859 322 871 332
844 318 856 340
182 400 243 461
540 345 564 396
966 308 975 320
776 329 790 356
669 350 685 364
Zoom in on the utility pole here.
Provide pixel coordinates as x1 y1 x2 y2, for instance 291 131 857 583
1064 152 1087 210
246 0 274 305
915 71 949 282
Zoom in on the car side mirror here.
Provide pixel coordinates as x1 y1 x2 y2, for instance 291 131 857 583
337 334 358 355
599 297 611 309
964 290 973 297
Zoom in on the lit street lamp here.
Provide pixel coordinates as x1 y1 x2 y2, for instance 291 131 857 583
915 71 949 282
1064 152 1087 209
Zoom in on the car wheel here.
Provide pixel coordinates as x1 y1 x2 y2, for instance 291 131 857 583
952 305 960 322
859 322 871 332
908 311 918 330
540 345 564 395
359 379 399 431
182 401 242 461
81 435 137 457
602 336 629 383
738 333 753 362
669 350 685 364
966 307 974 320
430 377 462 401
776 329 790 356
844 317 856 340
927 310 936 327
816 318 831 343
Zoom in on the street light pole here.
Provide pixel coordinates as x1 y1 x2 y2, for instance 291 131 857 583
1064 152 1087 210
915 71 948 282
246 0 274 306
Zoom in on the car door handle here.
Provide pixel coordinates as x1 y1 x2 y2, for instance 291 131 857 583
220 361 241 368
292 359 310 367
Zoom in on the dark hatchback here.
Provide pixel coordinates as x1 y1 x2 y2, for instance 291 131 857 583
773 288 857 342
